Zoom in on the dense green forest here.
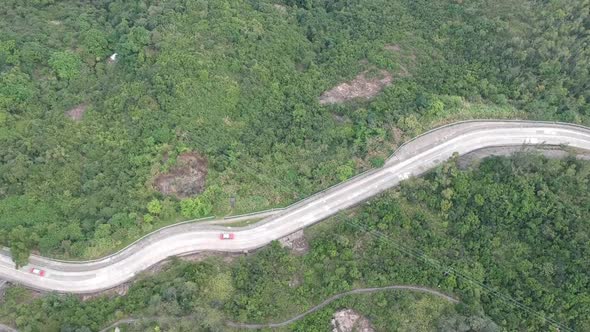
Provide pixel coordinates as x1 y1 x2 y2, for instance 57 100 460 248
2 0 590 263
1 154 589 331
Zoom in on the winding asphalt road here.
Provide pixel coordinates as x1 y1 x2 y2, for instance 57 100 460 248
2 120 590 293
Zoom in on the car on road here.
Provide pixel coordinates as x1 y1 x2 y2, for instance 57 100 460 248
219 232 234 240
30 268 45 277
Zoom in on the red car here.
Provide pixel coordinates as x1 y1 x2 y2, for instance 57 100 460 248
219 232 235 240
30 267 45 277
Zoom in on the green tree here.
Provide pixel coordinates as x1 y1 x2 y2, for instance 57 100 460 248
0 39 19 69
147 199 162 216
8 226 38 268
80 28 109 58
180 197 213 218
0 68 34 113
49 51 81 80
336 163 355 181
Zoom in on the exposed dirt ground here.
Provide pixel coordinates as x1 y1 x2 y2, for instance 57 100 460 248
385 44 417 61
331 309 375 332
273 4 287 13
384 44 402 52
288 274 303 288
154 152 208 198
390 126 404 144
278 230 309 255
65 104 87 122
320 69 393 105
320 45 418 105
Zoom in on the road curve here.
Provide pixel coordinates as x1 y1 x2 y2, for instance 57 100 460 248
2 120 590 293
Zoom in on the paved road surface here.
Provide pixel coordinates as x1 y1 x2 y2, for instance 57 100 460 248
0 324 18 332
1 120 590 293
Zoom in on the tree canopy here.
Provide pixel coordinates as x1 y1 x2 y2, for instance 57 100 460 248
2 0 589 261
1 154 588 331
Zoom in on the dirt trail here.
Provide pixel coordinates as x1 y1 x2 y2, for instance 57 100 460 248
226 285 458 329
95 285 457 331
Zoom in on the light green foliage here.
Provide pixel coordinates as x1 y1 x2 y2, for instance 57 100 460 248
0 40 19 68
180 196 213 219
143 214 154 224
428 99 445 116
0 196 59 266
336 162 355 181
80 28 109 58
203 271 234 302
146 199 162 216
49 51 81 80
0 68 34 113
4 155 588 331
84 223 117 257
2 1 588 325
7 226 37 268
1 0 589 271
180 186 218 218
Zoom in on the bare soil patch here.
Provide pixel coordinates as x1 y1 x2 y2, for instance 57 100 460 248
65 104 88 122
397 64 410 77
154 152 208 198
385 44 416 61
320 69 393 105
332 113 349 123
288 274 303 288
331 309 375 332
278 230 309 255
353 233 373 253
273 4 287 13
390 126 404 143
384 44 402 52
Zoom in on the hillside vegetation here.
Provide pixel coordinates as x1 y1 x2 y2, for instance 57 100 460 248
2 0 588 262
1 154 588 331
